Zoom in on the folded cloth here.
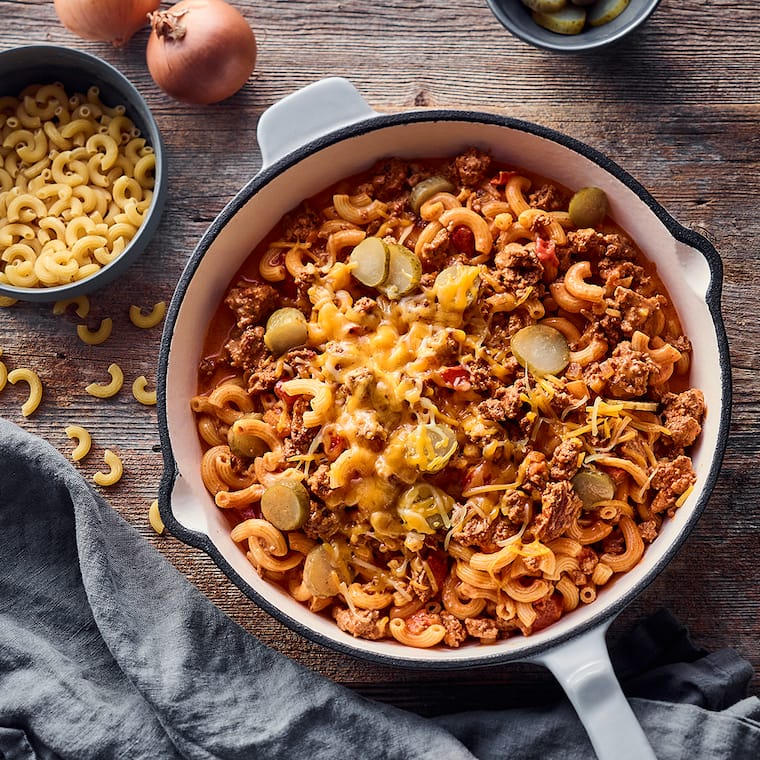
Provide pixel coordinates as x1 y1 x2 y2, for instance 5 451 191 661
1 418 758 760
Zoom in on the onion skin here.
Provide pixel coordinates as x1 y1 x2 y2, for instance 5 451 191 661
54 0 160 47
146 0 257 105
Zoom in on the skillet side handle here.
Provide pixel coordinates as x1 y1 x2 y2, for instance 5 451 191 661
256 77 378 168
533 621 657 760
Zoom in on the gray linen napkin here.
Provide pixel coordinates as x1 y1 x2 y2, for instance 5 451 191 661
1 417 758 760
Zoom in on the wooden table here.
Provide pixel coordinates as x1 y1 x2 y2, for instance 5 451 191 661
2 0 758 715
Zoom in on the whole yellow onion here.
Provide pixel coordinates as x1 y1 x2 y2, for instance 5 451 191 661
54 0 161 47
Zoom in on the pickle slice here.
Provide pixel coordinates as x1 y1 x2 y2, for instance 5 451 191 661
302 545 340 597
572 469 616 509
377 242 422 299
531 6 587 35
588 0 630 26
405 423 458 473
261 480 310 531
348 236 390 287
409 175 456 215
264 307 308 355
511 324 570 377
569 186 609 228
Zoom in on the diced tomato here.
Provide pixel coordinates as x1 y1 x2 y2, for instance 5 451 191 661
425 550 450 592
490 170 517 186
462 461 494 492
603 465 628 485
535 235 559 281
237 505 260 521
534 236 559 267
450 225 475 256
274 379 298 404
438 365 472 391
325 430 348 461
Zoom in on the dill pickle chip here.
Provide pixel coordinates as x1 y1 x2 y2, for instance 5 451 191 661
409 175 456 215
511 324 570 377
264 307 308 355
302 545 340 597
261 480 310 531
348 236 390 287
588 0 630 26
405 423 458 473
522 0 568 11
228 413 268 458
572 469 616 509
531 6 587 34
569 186 609 228
377 242 422 299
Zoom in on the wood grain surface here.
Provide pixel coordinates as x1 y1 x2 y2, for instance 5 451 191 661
1 0 758 716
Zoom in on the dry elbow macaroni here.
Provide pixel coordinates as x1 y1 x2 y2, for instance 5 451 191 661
93 449 123 486
148 499 165 535
129 301 166 329
65 424 92 461
85 362 124 398
77 317 112 345
132 375 156 405
53 295 90 318
0 83 155 290
7 366 43 416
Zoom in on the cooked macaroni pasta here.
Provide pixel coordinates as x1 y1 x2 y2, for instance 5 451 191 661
191 149 706 648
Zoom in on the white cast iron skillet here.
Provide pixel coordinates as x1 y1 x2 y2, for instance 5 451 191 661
157 78 731 760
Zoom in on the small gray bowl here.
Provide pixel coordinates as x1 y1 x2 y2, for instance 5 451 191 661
486 0 661 52
0 45 166 302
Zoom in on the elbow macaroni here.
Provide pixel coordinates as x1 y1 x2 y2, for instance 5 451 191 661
0 83 155 290
188 149 705 648
85 362 124 397
93 449 123 486
65 424 92 461
7 366 43 416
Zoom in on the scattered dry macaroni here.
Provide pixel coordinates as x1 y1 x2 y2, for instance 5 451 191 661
0 82 155 290
53 295 90 318
129 300 166 329
7 366 43 416
148 499 165 535
85 362 124 397
65 424 92 461
132 374 157 405
77 317 112 345
93 449 123 486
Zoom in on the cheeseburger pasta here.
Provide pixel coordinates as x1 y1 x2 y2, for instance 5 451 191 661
193 148 705 648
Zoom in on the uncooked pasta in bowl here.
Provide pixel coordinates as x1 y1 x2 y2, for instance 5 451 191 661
0 45 166 303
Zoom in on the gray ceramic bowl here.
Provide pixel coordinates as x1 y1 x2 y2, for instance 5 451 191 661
0 45 166 302
486 0 661 52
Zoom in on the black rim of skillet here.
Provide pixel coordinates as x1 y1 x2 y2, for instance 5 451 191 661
157 109 732 670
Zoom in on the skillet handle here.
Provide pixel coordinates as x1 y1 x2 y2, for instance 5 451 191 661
531 620 657 760
256 77 377 168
